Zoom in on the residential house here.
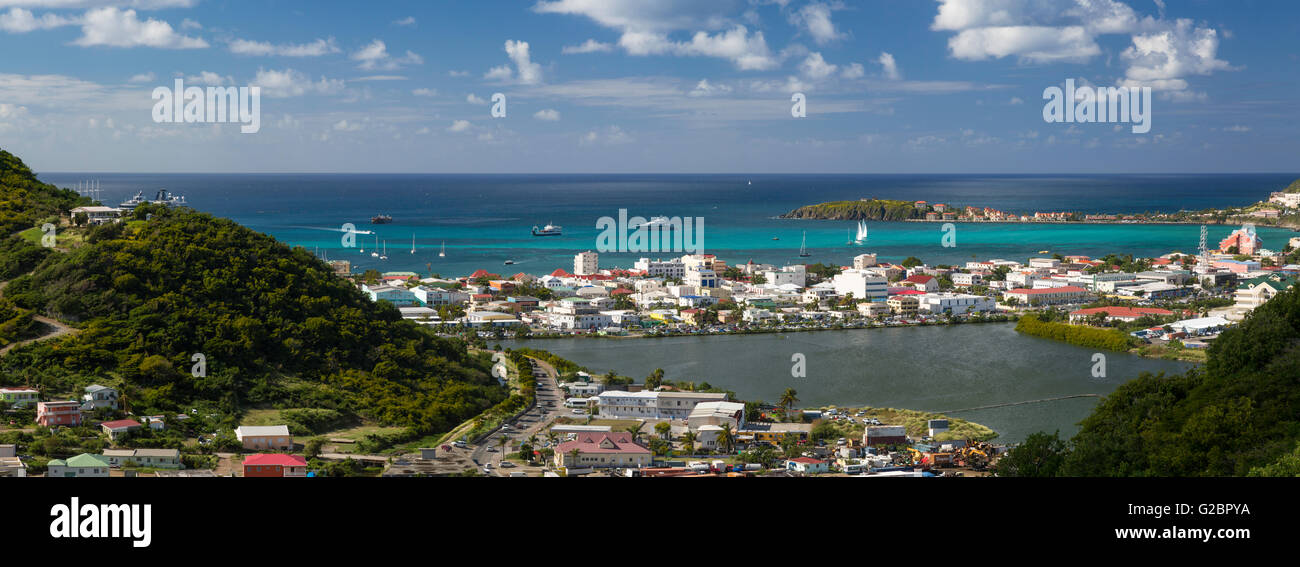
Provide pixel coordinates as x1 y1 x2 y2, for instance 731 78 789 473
37 401 82 427
785 457 829 474
47 453 110 477
82 384 119 410
100 419 143 441
243 453 308 477
102 448 182 469
0 387 39 408
234 425 294 451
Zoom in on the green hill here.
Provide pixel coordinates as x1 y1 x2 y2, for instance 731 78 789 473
0 149 91 236
1001 283 1300 476
0 148 504 438
780 199 929 220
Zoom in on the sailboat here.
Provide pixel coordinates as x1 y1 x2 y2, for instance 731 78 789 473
855 221 868 244
380 241 388 261
370 234 379 258
846 228 853 245
799 231 811 257
410 233 415 255
439 242 446 258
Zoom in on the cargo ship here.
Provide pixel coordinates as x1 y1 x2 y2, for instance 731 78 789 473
371 214 393 224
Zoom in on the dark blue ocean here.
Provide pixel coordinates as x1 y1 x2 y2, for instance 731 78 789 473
42 173 1299 276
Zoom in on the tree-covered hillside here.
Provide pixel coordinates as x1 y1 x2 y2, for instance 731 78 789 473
0 148 504 437
0 149 91 235
780 199 929 220
1000 283 1300 476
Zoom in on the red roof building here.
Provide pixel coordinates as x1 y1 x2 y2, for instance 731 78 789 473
554 432 651 470
1069 306 1175 323
243 454 308 478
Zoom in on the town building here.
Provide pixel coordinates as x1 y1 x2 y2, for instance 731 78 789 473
243 453 308 477
1218 224 1263 255
633 257 686 278
363 284 421 307
234 425 294 451
553 432 651 470
0 387 39 408
596 390 728 420
574 251 599 276
785 457 829 474
887 295 919 317
686 401 747 430
863 425 908 446
37 401 82 427
47 454 110 477
852 253 878 269
832 270 888 302
82 384 119 410
102 448 182 469
917 293 996 315
101 419 143 441
1003 286 1089 306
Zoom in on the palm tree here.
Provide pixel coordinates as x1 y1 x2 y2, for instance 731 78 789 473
681 431 696 455
779 388 799 412
625 422 645 444
716 423 737 454
497 436 509 460
566 448 581 468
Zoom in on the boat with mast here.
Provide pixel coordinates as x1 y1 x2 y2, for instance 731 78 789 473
370 235 379 258
532 222 562 236
380 240 388 261
855 221 868 244
799 231 811 257
439 242 446 258
410 233 415 254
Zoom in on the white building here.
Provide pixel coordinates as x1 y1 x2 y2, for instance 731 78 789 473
917 293 996 315
852 254 878 269
762 265 807 287
634 258 686 279
831 270 888 302
574 251 599 276
685 267 718 289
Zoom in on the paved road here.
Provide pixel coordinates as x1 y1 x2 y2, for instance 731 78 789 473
472 356 563 476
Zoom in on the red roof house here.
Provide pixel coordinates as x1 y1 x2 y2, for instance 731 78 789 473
243 454 308 478
554 432 651 470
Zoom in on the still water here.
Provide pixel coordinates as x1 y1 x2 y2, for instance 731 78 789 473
505 323 1197 443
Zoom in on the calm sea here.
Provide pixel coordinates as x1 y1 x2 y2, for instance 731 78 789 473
42 173 1298 276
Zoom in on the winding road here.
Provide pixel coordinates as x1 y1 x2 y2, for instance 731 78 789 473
0 280 80 357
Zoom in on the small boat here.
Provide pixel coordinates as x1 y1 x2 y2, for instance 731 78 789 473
532 223 562 236
380 241 388 261
799 231 811 257
855 221 868 244
370 235 379 258
504 260 515 266
372 214 393 224
1038 250 1050 254
772 237 779 241
410 233 415 255
119 188 185 209
439 242 446 258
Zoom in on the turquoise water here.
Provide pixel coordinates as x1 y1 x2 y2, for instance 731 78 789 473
42 173 1298 276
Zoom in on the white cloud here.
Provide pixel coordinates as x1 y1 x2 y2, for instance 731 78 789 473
466 93 487 105
252 68 345 98
0 7 74 32
485 39 543 84
877 52 900 80
392 16 416 27
229 37 339 57
798 52 837 80
533 108 560 121
185 70 229 85
1120 19 1231 95
127 71 154 83
351 39 422 71
562 38 613 54
179 17 199 30
535 1 777 70
0 1 197 7
789 2 844 45
840 62 865 79
688 78 732 96
1009 96 1024 105
1223 125 1250 133
447 119 472 133
931 0 1233 96
578 125 633 145
332 119 364 132
74 7 207 49
412 88 436 96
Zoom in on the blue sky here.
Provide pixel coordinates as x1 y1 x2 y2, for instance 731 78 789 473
0 0 1296 173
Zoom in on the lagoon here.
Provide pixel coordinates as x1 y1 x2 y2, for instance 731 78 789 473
505 323 1197 443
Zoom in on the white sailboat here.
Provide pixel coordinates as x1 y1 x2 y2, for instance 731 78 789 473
439 242 446 258
380 240 388 261
370 234 379 258
799 231 811 257
410 233 415 254
855 221 868 244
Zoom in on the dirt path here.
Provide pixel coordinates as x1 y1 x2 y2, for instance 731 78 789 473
0 280 80 357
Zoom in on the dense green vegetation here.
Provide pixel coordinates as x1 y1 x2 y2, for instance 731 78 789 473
1014 314 1137 351
0 149 91 235
0 148 506 440
1283 178 1300 194
1002 284 1300 476
0 296 37 347
780 199 929 221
